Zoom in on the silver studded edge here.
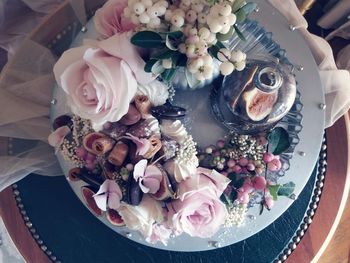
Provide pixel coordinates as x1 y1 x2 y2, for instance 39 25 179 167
273 135 327 263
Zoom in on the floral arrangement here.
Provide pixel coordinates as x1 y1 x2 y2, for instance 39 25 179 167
49 0 296 246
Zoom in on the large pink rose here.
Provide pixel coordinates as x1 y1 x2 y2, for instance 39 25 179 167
94 0 135 39
167 168 230 238
53 34 153 130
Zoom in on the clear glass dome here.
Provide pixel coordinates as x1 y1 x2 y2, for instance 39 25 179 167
211 56 296 134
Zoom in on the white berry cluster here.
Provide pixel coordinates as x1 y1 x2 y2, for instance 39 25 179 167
124 0 169 29
218 48 247 75
206 2 237 34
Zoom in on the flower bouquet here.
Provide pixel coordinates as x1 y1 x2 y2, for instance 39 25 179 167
49 0 296 247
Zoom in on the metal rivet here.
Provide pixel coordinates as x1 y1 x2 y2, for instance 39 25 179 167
30 228 36 234
8 150 13 155
288 243 297 249
208 241 221 248
247 215 256 220
51 99 57 105
13 190 20 196
125 232 132 238
20 210 26 215
81 26 87 33
56 260 61 263
297 65 304 71
254 7 259 12
18 204 24 209
15 197 21 202
25 222 33 228
12 184 18 189
23 216 29 221
50 256 57 261
289 24 296 31
37 240 43 245
298 151 306 157
312 196 320 203
33 234 40 239
289 193 297 200
56 34 61 39
46 250 52 256
41 245 47 251
293 236 300 243
304 217 312 224
307 209 315 217
316 181 324 188
319 103 326 110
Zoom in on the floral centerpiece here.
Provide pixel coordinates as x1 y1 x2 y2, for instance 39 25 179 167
49 0 296 246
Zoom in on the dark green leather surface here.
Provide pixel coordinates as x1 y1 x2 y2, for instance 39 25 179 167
16 164 317 263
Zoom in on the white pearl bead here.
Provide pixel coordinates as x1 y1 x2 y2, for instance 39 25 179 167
133 2 145 15
139 12 150 23
171 14 185 27
162 59 173 69
220 61 235 75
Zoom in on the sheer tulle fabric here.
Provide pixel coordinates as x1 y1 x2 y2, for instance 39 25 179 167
268 0 350 127
0 0 87 191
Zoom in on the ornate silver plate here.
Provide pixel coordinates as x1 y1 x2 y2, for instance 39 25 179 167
51 0 325 252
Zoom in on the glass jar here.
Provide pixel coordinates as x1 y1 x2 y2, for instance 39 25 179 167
211 56 296 134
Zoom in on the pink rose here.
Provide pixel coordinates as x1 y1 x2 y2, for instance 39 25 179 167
53 34 154 130
167 168 230 238
146 224 172 246
94 0 135 39
118 195 164 238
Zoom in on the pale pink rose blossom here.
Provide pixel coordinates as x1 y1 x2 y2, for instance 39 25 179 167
93 179 123 211
48 126 71 148
167 168 230 238
146 224 173 246
118 195 164 238
94 0 135 39
53 33 154 130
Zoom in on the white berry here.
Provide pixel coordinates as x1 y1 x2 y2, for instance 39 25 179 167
141 0 153 7
220 25 231 34
162 59 173 69
164 10 173 21
208 20 223 33
217 48 231 62
171 14 185 27
227 13 237 25
192 3 204 13
185 10 197 23
139 12 150 23
198 27 210 40
235 61 246 71
220 61 235 75
130 14 140 25
219 4 232 16
230 50 246 62
197 13 206 24
148 17 161 28
133 2 145 15
123 7 131 17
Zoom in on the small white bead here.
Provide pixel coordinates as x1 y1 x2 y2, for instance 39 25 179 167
185 10 197 23
235 60 246 71
217 48 231 62
139 12 150 23
208 20 222 33
198 27 210 40
219 25 231 34
141 0 153 7
219 4 232 16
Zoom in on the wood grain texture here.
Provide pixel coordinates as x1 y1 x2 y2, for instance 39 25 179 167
287 115 350 263
0 188 51 263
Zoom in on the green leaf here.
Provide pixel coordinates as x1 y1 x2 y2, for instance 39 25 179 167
166 31 183 39
216 26 235 41
165 35 178 51
176 54 188 67
220 194 230 205
228 172 237 182
185 69 201 88
241 2 257 15
131 31 164 48
161 68 176 82
234 25 246 41
170 52 182 65
268 127 291 155
235 9 247 23
151 49 177 60
229 190 238 201
268 184 281 201
278 182 296 197
232 0 246 12
151 60 165 75
233 178 245 189
144 59 158 73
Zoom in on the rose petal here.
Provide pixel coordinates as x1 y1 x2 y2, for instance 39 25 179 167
48 126 71 147
125 133 151 156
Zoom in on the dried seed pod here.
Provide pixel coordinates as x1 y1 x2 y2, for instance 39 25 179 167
108 141 129 166
134 95 152 119
83 132 105 153
68 167 81 181
143 136 162 159
92 136 115 155
106 209 125 226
